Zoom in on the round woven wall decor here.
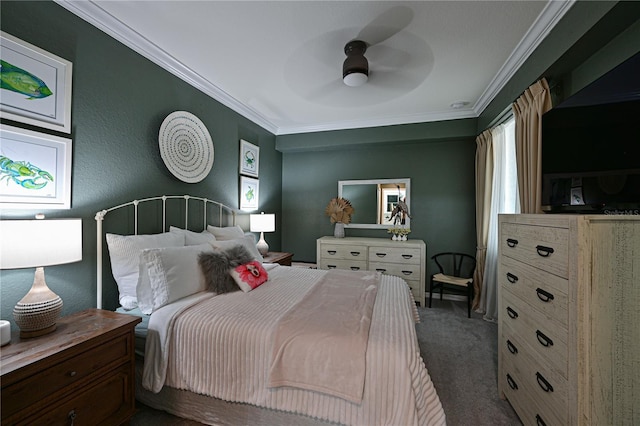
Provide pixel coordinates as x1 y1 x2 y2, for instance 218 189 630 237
159 111 214 183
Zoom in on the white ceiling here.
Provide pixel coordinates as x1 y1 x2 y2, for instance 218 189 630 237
56 1 574 135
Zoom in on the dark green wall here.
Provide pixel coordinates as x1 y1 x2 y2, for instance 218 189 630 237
0 1 279 321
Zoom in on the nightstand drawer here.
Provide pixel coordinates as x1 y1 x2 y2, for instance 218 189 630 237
368 246 421 264
2 332 132 420
19 364 133 426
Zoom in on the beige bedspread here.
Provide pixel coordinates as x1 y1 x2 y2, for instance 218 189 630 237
145 265 446 426
268 269 379 403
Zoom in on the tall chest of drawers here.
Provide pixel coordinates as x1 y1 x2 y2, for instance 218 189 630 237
316 236 426 305
498 214 640 426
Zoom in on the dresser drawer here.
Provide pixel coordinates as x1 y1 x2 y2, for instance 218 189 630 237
318 244 367 261
17 364 134 426
319 258 367 271
2 332 132 419
368 246 421 265
500 256 569 328
501 222 569 278
502 291 568 379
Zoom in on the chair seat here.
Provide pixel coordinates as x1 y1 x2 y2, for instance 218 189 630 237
432 273 473 287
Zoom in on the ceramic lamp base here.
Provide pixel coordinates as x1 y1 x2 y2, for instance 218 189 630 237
256 232 269 256
13 267 63 339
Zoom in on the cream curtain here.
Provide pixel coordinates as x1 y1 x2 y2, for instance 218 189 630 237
473 130 493 310
512 78 553 213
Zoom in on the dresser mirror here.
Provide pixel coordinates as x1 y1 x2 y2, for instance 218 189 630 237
338 178 410 229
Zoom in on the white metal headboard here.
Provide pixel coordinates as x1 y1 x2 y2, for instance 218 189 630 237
95 195 237 309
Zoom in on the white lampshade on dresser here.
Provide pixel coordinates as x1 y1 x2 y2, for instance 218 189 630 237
0 217 82 338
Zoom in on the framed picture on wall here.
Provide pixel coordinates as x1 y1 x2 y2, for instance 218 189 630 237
239 139 259 177
239 176 259 211
0 31 73 133
0 124 72 209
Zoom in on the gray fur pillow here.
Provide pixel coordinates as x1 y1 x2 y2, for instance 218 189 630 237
198 245 255 294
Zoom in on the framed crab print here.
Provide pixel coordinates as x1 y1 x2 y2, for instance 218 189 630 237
0 124 72 209
0 31 73 134
239 139 259 177
239 176 259 211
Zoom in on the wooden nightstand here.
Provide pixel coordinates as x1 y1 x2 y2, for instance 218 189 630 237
263 251 294 266
1 308 141 425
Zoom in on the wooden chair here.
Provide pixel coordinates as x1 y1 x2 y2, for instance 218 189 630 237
428 252 476 317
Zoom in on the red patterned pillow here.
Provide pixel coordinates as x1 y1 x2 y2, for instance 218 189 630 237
230 261 268 292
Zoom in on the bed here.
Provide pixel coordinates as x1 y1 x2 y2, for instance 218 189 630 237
96 195 446 425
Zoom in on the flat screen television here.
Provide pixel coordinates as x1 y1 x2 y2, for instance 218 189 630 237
541 99 640 214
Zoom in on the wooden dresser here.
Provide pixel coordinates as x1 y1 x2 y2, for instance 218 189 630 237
1 309 141 425
317 236 426 305
498 214 639 425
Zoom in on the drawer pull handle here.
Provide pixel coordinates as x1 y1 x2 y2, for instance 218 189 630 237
536 330 554 347
536 245 554 257
327 250 336 255
376 268 387 273
401 270 412 275
536 288 554 302
506 238 518 248
536 414 547 426
536 372 554 393
350 266 360 271
350 251 361 256
506 273 518 284
68 410 76 426
506 339 518 354
327 265 337 269
506 306 518 319
401 254 413 259
506 374 518 390
375 253 387 257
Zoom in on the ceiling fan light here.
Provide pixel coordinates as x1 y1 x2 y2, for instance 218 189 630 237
343 72 368 87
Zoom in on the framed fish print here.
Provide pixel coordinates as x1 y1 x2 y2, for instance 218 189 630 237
0 124 72 209
0 31 73 133
239 139 259 177
239 176 259 211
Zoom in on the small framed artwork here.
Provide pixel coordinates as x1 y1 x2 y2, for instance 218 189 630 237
0 31 73 133
239 139 259 177
239 176 259 211
0 124 72 209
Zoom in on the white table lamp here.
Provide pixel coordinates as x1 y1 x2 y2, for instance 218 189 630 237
249 212 275 256
0 217 82 338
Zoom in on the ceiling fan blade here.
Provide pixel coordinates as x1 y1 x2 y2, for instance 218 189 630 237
357 5 414 46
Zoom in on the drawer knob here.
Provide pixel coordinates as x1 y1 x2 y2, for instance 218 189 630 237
350 251 361 256
506 238 518 248
327 250 336 255
535 245 554 257
69 371 77 377
536 414 548 426
536 288 554 302
506 273 518 284
536 330 554 347
506 373 518 390
535 372 554 393
350 266 360 271
401 270 412 276
506 339 518 354
376 268 387 273
375 253 387 257
401 254 413 259
506 306 518 319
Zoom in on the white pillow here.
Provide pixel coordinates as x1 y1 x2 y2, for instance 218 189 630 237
106 232 185 309
206 225 245 241
169 226 216 245
137 243 214 314
211 235 264 263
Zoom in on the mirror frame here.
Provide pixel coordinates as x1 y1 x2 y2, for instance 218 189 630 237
338 178 411 229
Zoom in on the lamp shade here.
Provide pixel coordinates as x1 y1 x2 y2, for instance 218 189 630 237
0 219 82 270
250 213 275 233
